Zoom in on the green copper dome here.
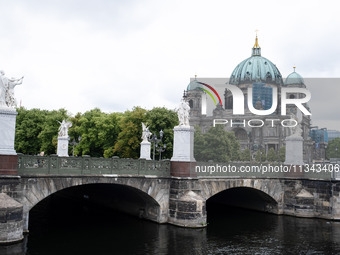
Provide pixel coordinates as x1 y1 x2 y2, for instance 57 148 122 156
187 77 202 91
285 69 304 85
229 36 283 86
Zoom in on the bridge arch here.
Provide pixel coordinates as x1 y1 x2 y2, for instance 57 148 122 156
200 179 284 214
20 176 170 231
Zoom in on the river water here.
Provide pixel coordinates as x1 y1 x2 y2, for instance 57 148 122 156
20 201 340 255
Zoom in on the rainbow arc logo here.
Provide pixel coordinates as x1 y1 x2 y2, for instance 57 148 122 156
196 81 223 107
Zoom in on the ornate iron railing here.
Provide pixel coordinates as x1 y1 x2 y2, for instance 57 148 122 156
17 155 170 177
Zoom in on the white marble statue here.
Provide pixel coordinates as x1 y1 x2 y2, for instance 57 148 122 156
58 120 72 137
0 73 6 108
141 122 152 142
0 70 24 108
177 99 190 126
290 112 302 137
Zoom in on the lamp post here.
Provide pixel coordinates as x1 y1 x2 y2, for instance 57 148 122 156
70 136 81 157
149 130 166 161
156 143 166 161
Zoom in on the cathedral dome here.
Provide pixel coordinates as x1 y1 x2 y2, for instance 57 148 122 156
229 36 283 86
186 77 201 91
285 69 304 85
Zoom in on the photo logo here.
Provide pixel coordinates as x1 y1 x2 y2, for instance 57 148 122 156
224 84 311 116
195 81 223 107
188 79 312 128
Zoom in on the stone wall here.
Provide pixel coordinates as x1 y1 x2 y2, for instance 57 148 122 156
283 179 340 220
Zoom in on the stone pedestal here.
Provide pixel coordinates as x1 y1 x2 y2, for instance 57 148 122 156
284 135 304 177
285 135 304 165
0 193 23 244
0 109 18 175
0 109 17 156
0 155 18 175
171 126 195 162
171 126 196 177
57 137 69 157
140 141 151 160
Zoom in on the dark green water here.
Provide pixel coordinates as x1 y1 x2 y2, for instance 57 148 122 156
22 202 340 255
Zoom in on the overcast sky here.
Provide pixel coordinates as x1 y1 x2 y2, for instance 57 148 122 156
1 0 339 130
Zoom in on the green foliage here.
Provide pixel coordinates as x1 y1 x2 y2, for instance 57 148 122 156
194 125 240 162
112 107 147 158
279 146 285 162
145 107 178 159
15 108 70 155
240 148 251 161
255 149 266 162
267 147 277 162
38 109 69 155
70 108 121 157
194 126 206 161
14 106 178 159
326 138 340 159
15 107 47 154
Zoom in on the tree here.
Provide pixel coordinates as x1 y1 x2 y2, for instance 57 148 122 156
71 108 121 157
194 126 206 161
255 149 266 162
145 107 178 159
15 108 47 155
326 138 340 159
240 148 251 161
267 148 277 162
194 125 240 162
38 109 69 155
112 107 147 158
279 146 285 162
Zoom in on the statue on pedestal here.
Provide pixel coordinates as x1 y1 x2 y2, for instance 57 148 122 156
0 70 24 108
290 112 302 137
177 99 190 126
141 123 152 142
58 120 72 138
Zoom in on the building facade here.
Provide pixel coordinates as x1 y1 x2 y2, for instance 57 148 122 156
186 36 314 162
328 130 340 142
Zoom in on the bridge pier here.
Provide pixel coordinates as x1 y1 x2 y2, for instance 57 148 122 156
168 178 207 227
0 176 24 244
168 125 207 227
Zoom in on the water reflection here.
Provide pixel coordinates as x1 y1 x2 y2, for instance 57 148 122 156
4 202 340 254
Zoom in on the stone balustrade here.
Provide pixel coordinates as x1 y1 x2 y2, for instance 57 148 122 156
17 154 170 176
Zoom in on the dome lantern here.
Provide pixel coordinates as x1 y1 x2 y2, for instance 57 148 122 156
252 35 261 56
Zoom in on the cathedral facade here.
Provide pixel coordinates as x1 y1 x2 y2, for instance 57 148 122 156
186 36 314 163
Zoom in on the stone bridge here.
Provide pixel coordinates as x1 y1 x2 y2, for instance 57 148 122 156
1 155 340 244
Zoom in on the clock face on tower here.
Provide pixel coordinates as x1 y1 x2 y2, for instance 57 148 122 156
62 144 67 149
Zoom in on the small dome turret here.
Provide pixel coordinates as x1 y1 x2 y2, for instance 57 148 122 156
285 67 304 85
186 75 202 91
